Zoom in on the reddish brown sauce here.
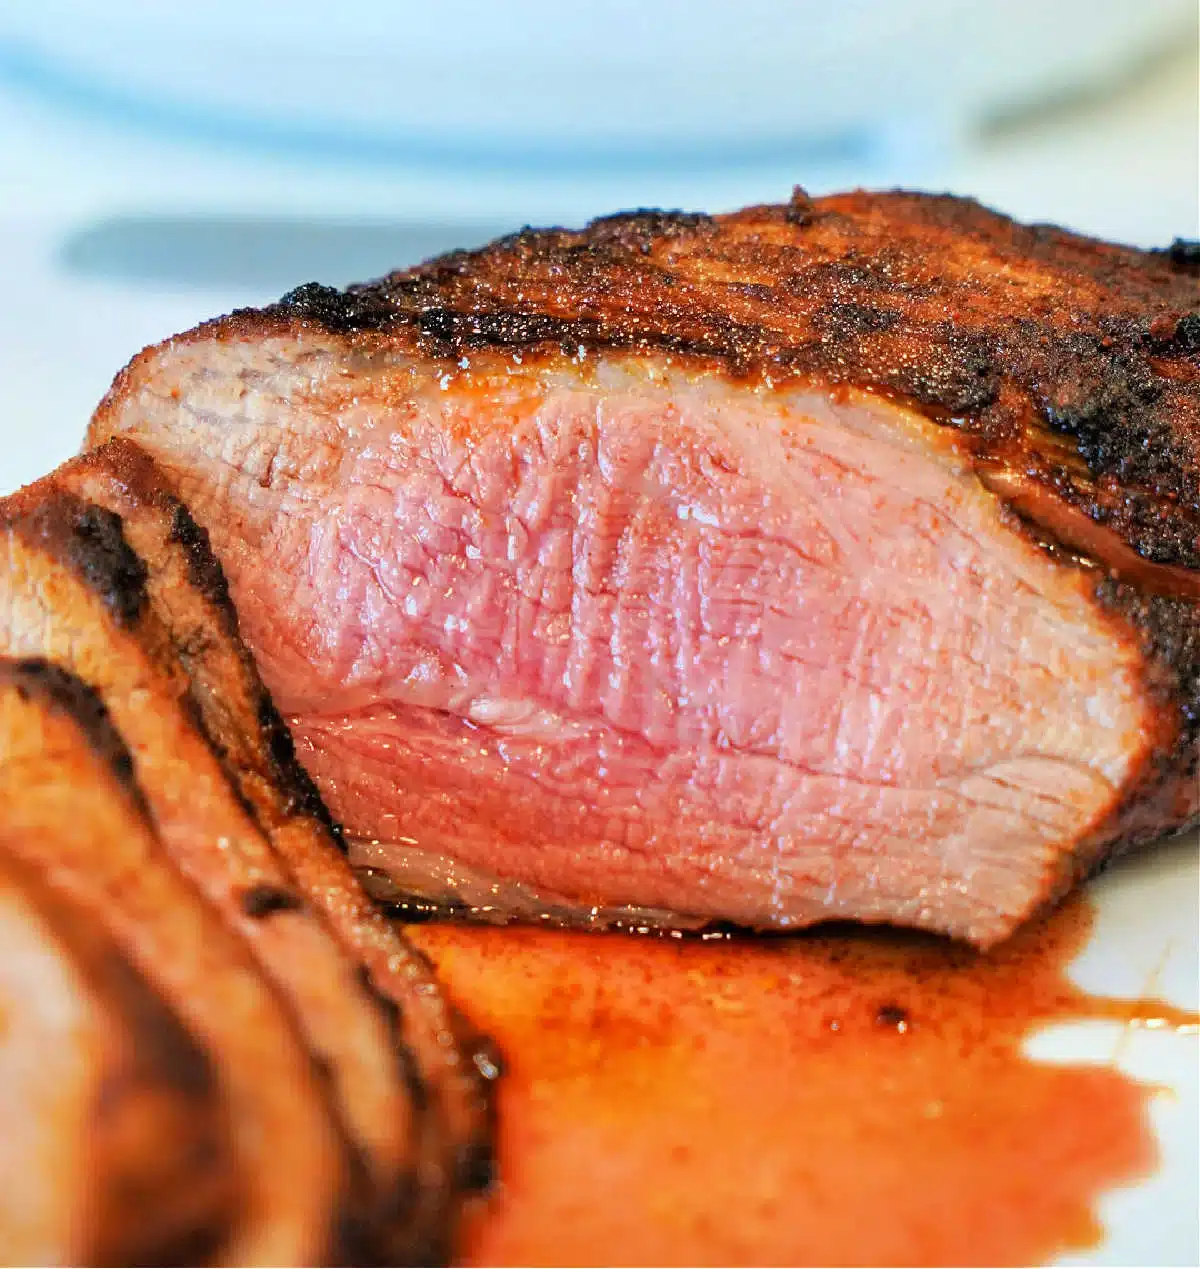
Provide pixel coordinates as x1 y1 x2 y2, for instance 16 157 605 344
412 896 1197 1267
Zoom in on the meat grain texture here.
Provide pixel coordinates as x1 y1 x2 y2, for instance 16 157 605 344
90 188 1200 947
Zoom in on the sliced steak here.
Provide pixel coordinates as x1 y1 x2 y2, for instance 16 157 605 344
89 189 1200 946
0 841 232 1266
0 658 347 1266
49 438 498 1244
0 493 433 1262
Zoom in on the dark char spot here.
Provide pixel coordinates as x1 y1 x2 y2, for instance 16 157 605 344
786 185 814 226
58 502 149 627
1174 312 1200 353
1158 238 1200 273
457 1136 497 1194
167 501 237 621
278 280 396 333
875 1003 911 1031
3 659 152 819
239 884 304 918
354 964 432 1116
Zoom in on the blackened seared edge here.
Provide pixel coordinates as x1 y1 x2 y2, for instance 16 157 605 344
70 439 346 844
71 443 500 1234
165 491 348 841
0 658 153 822
1086 580 1200 863
162 504 503 1201
8 496 148 627
213 189 1200 574
1154 238 1200 275
240 883 306 918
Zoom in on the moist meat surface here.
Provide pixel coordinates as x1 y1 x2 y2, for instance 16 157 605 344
89 189 1200 946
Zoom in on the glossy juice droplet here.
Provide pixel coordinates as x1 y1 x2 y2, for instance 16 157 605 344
411 895 1196 1267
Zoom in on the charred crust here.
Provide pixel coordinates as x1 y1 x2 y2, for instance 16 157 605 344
231 190 1200 570
456 1137 496 1195
166 500 240 632
71 440 242 623
349 957 470 1265
1085 578 1200 868
1153 238 1200 274
0 658 152 819
239 883 305 918
324 1118 386 1269
416 305 589 350
279 281 396 334
152 478 344 840
127 1220 230 1269
253 691 346 843
14 497 149 627
353 963 431 1116
583 207 717 247
1096 580 1200 749
297 1050 386 1269
785 184 814 226
120 467 346 841
874 1003 911 1030
333 1205 387 1269
456 1039 502 1194
68 505 149 628
173 686 266 828
348 953 502 1231
1175 313 1200 353
347 961 467 1263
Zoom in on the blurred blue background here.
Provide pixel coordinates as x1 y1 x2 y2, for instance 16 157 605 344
0 0 1196 490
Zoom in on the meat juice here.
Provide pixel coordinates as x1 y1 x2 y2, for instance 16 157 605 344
414 895 1197 1267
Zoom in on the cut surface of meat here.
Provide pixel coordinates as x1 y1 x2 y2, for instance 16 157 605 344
50 438 499 1255
89 189 1200 946
0 839 233 1267
0 658 349 1266
0 486 446 1263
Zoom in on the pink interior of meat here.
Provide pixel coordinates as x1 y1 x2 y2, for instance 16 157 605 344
131 350 1154 942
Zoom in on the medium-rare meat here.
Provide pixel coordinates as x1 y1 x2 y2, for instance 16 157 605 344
0 488 443 1263
0 841 232 1266
89 189 1200 946
0 658 348 1266
49 438 499 1247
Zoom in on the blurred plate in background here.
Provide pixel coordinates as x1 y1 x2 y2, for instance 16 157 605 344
0 0 1193 177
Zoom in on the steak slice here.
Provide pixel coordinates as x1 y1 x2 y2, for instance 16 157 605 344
0 836 232 1266
49 438 499 1240
0 487 446 1263
0 659 347 1265
89 188 1200 946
